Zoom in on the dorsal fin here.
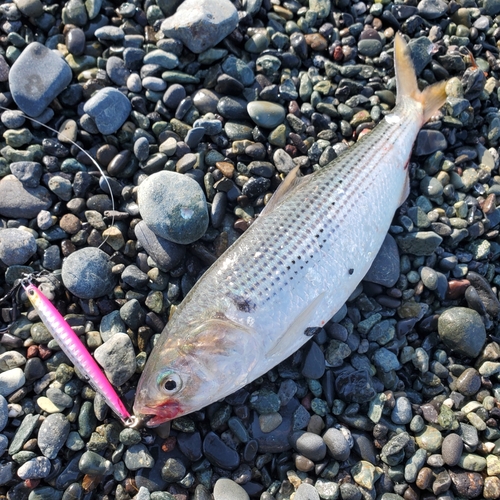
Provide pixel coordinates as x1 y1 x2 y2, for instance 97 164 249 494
259 165 309 217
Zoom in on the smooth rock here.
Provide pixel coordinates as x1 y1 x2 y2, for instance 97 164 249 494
137 171 209 244
161 0 238 54
0 175 52 219
0 367 25 397
365 234 400 287
0 228 37 266
213 478 250 500
438 307 486 358
247 101 286 129
61 247 116 299
83 87 131 135
9 42 72 117
37 413 70 459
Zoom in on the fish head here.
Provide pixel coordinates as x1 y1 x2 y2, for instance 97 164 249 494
133 315 259 427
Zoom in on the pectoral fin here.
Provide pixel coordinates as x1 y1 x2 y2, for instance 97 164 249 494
260 165 310 217
266 293 326 359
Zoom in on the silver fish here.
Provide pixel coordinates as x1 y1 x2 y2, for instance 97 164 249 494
133 33 448 427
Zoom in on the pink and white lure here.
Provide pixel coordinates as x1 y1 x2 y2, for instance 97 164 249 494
22 280 136 427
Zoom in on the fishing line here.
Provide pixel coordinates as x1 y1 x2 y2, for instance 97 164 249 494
0 104 116 249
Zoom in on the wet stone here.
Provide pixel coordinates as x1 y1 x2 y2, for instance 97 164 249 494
247 101 286 129
364 234 400 287
302 341 325 379
135 221 185 272
17 456 51 479
438 307 486 358
203 431 240 470
249 389 280 415
396 231 443 256
79 450 113 475
335 369 376 403
124 443 155 471
323 427 350 461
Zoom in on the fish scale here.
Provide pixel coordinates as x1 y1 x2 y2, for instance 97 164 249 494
133 33 449 426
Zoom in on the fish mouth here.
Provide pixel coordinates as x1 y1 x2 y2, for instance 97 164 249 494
133 401 181 428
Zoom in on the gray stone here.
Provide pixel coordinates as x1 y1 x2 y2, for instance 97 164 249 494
0 395 8 432
294 431 327 461
135 221 185 272
247 101 286 129
137 171 209 244
17 456 51 479
37 413 70 459
94 333 136 386
0 228 37 266
294 483 320 500
442 433 463 466
323 427 350 461
0 367 25 397
0 175 52 219
213 478 249 500
61 247 116 299
161 0 238 54
9 42 72 117
396 231 443 256
83 87 131 135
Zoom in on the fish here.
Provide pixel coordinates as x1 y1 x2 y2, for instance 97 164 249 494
133 33 448 427
22 280 136 426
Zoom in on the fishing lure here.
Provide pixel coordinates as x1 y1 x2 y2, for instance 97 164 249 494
21 278 137 427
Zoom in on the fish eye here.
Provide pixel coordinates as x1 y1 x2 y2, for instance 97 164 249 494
158 371 182 395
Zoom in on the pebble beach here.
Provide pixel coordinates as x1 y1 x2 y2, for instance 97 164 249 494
1 0 500 499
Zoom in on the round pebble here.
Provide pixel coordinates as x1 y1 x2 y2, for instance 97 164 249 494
61 247 116 299
438 307 486 358
137 171 209 244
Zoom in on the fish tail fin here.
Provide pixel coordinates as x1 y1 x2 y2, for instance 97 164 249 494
394 32 447 124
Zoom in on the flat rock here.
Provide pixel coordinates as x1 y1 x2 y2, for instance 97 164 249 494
9 42 72 117
364 234 400 287
161 0 238 54
0 175 52 218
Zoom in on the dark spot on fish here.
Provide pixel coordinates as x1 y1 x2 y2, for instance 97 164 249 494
305 327 322 337
348 268 354 275
229 293 256 313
